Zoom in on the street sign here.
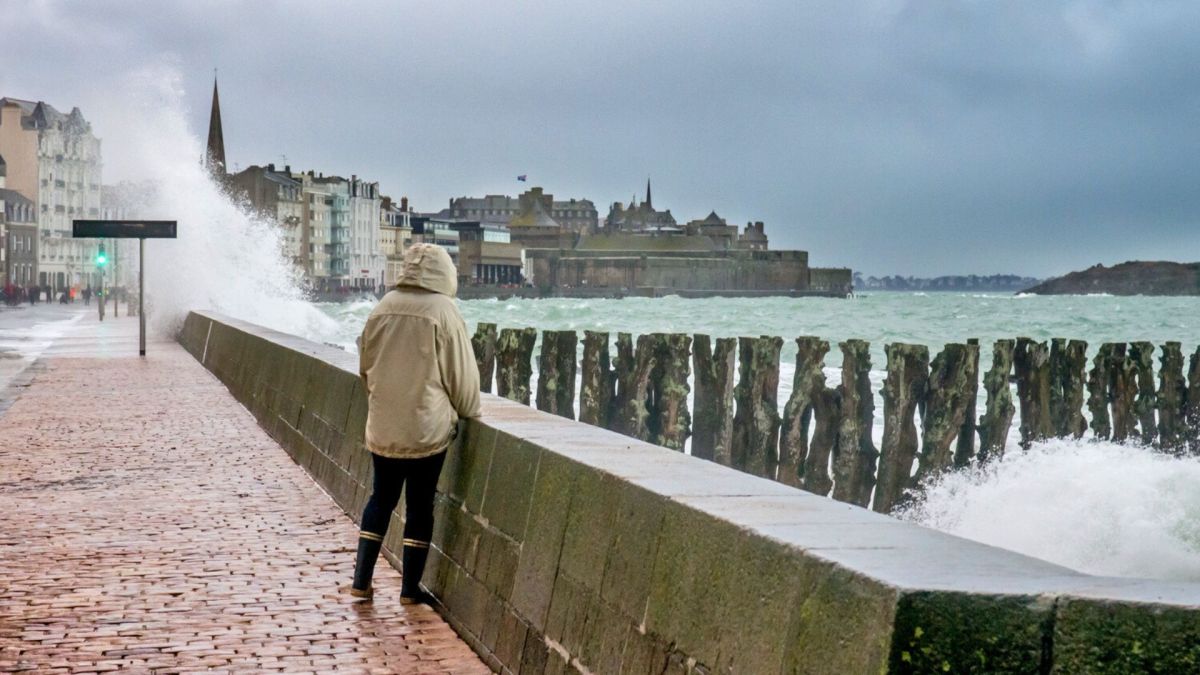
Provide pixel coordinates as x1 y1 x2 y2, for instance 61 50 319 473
73 220 177 239
72 219 178 356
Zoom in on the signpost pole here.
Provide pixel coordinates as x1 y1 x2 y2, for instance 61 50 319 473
139 238 146 357
98 256 105 322
72 220 175 357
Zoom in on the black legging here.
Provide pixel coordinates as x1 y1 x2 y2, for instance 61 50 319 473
360 451 447 544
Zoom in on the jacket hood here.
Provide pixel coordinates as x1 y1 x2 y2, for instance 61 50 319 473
396 243 458 297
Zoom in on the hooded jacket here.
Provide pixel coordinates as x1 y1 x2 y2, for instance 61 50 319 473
359 244 481 458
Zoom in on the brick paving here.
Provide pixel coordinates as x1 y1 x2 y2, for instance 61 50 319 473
0 337 490 673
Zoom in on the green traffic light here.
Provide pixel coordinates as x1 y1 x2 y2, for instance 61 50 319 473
96 245 108 267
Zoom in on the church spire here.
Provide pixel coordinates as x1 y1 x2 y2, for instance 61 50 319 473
645 178 652 209
205 74 226 177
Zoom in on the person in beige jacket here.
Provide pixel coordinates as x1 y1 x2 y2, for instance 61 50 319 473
350 243 481 602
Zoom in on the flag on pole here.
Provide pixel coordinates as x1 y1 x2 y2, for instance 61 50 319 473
517 174 527 182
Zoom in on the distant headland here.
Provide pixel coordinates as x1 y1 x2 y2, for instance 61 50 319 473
1024 261 1200 296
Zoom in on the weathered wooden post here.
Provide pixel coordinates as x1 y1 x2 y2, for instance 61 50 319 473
1187 347 1200 455
873 343 929 513
1130 341 1157 445
471 322 497 393
953 338 981 468
609 333 636 432
693 335 737 464
536 330 578 419
731 336 783 478
779 337 830 488
1050 338 1089 439
978 339 1016 462
612 334 658 441
916 343 978 482
1109 344 1138 442
496 327 537 404
1087 343 1116 440
649 333 692 451
1156 342 1187 451
1014 338 1053 448
831 340 877 507
579 331 613 427
803 386 841 497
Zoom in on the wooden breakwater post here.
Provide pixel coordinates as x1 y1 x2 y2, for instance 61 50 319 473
977 339 1016 462
536 330 578 419
693 335 737 464
803 384 841 497
954 338 981 468
1186 347 1200 454
1109 344 1139 442
873 343 929 514
579 331 613 427
1014 338 1053 448
496 327 537 404
915 342 978 483
731 336 783 478
1157 342 1187 451
649 333 692 451
1086 343 1116 440
1130 341 1158 445
611 333 658 441
831 339 876 507
471 322 498 393
1050 338 1089 439
778 337 830 489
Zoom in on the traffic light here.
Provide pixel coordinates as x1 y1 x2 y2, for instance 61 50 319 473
96 244 107 267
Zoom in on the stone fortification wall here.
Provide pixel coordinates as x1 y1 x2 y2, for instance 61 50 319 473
809 266 853 295
526 249 815 295
179 311 1200 674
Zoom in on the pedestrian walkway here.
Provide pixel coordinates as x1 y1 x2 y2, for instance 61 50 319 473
0 315 490 673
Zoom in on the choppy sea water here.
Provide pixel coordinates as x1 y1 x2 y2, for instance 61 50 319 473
315 292 1200 580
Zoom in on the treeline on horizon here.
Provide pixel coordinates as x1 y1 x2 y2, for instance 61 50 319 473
853 273 1041 292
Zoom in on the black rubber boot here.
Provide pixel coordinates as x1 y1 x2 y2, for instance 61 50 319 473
399 542 433 603
351 533 383 596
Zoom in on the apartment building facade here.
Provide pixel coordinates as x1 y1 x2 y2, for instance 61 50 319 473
0 97 103 292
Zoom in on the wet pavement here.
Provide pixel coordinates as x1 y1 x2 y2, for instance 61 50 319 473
0 313 490 673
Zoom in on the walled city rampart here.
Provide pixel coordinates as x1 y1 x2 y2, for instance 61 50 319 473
180 310 1200 674
524 248 852 297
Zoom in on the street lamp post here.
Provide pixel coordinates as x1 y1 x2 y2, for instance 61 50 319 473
95 242 107 321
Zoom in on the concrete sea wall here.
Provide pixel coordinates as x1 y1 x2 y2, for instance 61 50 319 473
179 310 1200 674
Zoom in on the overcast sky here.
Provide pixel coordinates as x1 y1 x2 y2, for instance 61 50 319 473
3 0 1198 277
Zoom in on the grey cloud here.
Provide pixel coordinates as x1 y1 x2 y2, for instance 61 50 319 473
2 0 1198 276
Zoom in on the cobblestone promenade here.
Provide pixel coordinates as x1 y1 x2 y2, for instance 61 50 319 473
0 312 489 673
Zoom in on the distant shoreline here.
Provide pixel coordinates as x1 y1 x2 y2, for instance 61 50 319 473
1024 261 1200 296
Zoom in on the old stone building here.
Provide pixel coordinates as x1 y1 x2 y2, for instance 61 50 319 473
0 97 103 292
447 187 597 234
604 180 677 232
684 211 740 248
738 221 769 250
378 197 412 287
229 164 304 269
1 154 38 288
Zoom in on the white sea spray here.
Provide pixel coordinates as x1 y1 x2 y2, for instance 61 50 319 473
897 440 1200 581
